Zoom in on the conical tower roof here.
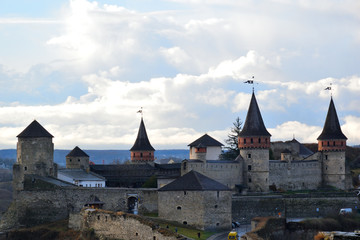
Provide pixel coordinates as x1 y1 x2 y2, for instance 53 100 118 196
17 120 53 138
239 92 271 137
317 97 347 140
130 118 155 151
66 146 89 157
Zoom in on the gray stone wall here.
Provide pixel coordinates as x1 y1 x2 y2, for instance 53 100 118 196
1 185 158 229
269 160 322 190
240 149 269 192
182 161 242 189
17 137 55 177
322 151 346 189
158 190 232 231
232 193 358 223
66 155 89 170
79 209 182 240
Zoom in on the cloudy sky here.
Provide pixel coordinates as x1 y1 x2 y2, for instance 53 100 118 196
0 0 359 150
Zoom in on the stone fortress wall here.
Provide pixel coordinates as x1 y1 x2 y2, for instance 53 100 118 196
2 177 158 229
70 209 182 240
181 160 242 189
269 160 322 190
232 193 359 224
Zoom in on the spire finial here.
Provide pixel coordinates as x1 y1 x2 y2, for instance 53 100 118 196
137 107 143 118
324 83 333 97
244 76 255 92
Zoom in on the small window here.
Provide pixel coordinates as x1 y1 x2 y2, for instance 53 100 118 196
258 138 261 143
265 138 268 143
216 223 220 226
214 205 218 208
248 178 252 183
251 138 253 144
327 141 330 146
136 233 138 236
140 153 143 157
78 159 80 162
183 162 187 170
97 215 100 220
149 152 151 156
325 155 328 160
183 221 187 225
217 191 219 198
248 154 251 159
244 139 246 144
248 165 252 171
177 206 181 210
69 159 72 162
341 142 344 146
184 191 187 195
333 141 336 146
24 166 27 171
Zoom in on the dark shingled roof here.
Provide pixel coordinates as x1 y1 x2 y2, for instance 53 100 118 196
130 118 155 151
66 146 89 157
17 120 53 138
158 170 230 191
239 92 271 137
317 98 347 140
188 134 223 147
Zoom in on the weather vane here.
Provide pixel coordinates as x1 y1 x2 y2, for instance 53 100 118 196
324 83 333 97
244 76 256 92
137 107 143 118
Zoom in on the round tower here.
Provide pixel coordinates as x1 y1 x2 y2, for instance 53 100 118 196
130 117 155 163
66 146 90 170
14 120 55 190
317 97 347 189
238 92 271 192
188 134 224 161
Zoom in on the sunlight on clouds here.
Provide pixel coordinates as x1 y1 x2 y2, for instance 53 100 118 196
342 116 360 145
269 121 322 143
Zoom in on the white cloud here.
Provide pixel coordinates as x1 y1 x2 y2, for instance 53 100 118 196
269 121 322 143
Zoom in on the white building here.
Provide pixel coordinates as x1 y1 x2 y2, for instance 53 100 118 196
57 168 106 187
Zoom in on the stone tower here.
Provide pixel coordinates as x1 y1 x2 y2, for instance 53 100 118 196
188 134 223 161
13 120 56 191
317 97 347 189
238 92 271 192
130 117 155 163
66 146 90 170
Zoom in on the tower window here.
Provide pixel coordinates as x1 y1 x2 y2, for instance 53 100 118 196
248 178 252 183
265 138 268 144
183 162 187 170
327 141 330 146
258 138 261 143
251 138 253 144
325 155 328 160
69 159 72 162
177 206 181 210
248 154 251 159
140 153 143 157
184 191 187 195
248 165 252 171
24 166 27 171
244 139 246 144
78 159 80 162
333 141 336 146
149 152 151 156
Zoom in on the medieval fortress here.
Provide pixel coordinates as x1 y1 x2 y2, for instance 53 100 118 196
0 91 356 237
